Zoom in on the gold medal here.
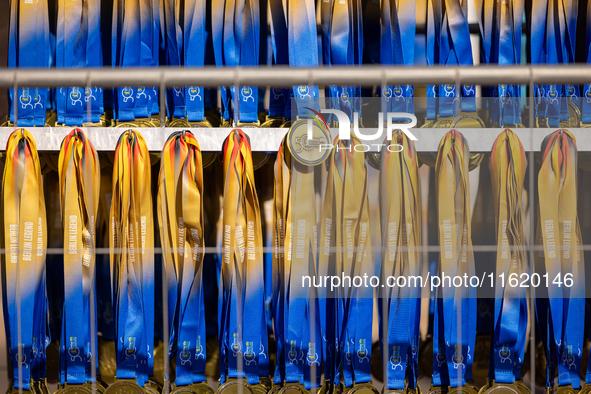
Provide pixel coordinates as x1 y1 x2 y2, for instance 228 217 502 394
251 384 269 394
188 383 215 394
382 384 422 394
104 379 145 394
261 117 286 128
217 379 254 394
169 118 192 127
553 386 575 394
259 378 273 392
171 387 201 394
36 380 51 394
54 384 93 394
115 121 140 128
579 385 591 394
345 383 380 394
426 385 448 394
280 120 292 128
448 384 478 394
286 119 331 166
144 380 163 394
477 382 520 394
5 384 37 394
268 386 283 394
278 382 309 394
135 118 158 127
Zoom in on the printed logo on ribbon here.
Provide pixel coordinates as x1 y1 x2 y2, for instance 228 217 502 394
307 342 320 366
562 345 578 370
272 88 284 100
125 337 137 360
259 343 267 359
390 345 403 370
297 85 311 98
85 88 97 102
547 85 559 105
243 341 256 365
241 87 255 102
70 88 82 106
382 87 393 102
122 87 134 103
436 342 446 367
231 333 241 356
499 345 511 363
20 88 33 109
288 340 298 364
136 87 147 99
443 84 455 97
188 87 202 101
68 337 82 361
180 341 192 365
357 338 369 363
452 344 464 369
195 336 205 360
15 344 26 367
393 86 404 101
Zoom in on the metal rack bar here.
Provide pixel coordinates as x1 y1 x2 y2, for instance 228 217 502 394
3 126 590 152
1 64 591 88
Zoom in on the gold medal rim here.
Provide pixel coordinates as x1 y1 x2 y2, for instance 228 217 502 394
448 385 479 394
278 383 309 394
250 384 269 394
188 382 215 394
54 385 93 394
286 119 331 166
268 387 283 394
579 385 591 394
169 119 192 128
104 380 146 394
346 383 380 394
478 383 520 394
217 380 254 394
426 385 448 394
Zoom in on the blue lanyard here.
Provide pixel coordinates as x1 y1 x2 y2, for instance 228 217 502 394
184 0 206 121
163 0 186 119
288 0 320 116
439 0 475 117
269 0 289 118
113 0 141 121
425 0 441 120
583 0 591 123
380 0 415 116
211 0 231 121
9 0 49 126
133 0 157 119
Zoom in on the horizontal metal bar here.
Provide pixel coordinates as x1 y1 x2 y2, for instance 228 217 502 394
1 65 591 88
0 127 587 152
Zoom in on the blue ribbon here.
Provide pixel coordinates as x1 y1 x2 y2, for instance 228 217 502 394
184 0 207 121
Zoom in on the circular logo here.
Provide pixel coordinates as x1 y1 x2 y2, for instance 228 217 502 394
287 119 330 166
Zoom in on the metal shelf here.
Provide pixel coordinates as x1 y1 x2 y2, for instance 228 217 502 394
1 64 591 88
3 126 589 152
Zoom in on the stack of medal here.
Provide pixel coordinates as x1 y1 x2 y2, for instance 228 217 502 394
378 130 422 394
55 129 105 394
429 130 478 394
535 130 584 394
106 130 159 394
55 0 104 126
218 129 267 394
111 0 160 127
482 130 529 394
2 129 49 393
157 130 213 394
270 118 328 394
475 0 525 129
7 0 51 127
